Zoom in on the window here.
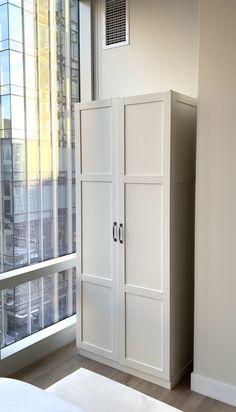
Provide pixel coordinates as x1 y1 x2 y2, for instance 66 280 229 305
0 268 76 349
0 0 79 350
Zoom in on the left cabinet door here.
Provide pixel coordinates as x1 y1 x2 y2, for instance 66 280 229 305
76 99 118 360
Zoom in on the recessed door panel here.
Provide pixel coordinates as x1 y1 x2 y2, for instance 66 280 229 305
125 293 163 369
82 282 113 351
82 181 112 278
125 101 163 176
125 183 163 291
80 107 112 174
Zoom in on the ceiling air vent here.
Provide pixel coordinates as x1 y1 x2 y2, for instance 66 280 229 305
103 0 129 49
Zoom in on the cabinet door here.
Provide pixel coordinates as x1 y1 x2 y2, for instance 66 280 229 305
76 99 118 360
118 93 171 379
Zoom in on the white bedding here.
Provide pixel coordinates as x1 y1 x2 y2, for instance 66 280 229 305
0 378 84 412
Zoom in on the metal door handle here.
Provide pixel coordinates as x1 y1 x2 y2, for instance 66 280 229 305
119 224 124 244
113 222 117 242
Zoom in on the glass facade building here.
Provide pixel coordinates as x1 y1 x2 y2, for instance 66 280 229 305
0 0 79 348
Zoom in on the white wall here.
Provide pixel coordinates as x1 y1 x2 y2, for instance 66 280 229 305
94 0 199 99
192 0 236 406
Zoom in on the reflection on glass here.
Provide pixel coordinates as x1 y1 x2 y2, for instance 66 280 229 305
10 50 24 87
27 140 39 180
0 4 8 42
13 140 26 181
0 95 11 130
0 0 79 280
0 50 10 86
43 274 54 327
26 98 38 133
30 213 40 263
13 182 27 215
24 10 36 48
43 180 52 211
14 220 28 267
25 55 37 90
9 4 23 43
41 143 51 178
39 59 49 93
58 271 68 321
31 279 42 333
43 213 53 260
58 213 68 256
39 99 50 136
11 95 25 130
29 182 40 213
0 268 76 349
1 140 12 177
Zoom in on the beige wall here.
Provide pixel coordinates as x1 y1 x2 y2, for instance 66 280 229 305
94 0 199 99
194 0 236 386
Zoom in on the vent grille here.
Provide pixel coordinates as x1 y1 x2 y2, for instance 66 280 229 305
105 0 128 47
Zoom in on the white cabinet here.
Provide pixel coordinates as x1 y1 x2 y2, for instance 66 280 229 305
75 91 197 389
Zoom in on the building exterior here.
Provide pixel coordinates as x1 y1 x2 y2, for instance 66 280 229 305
0 0 79 348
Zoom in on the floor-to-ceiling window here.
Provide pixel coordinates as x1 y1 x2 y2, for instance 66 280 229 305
0 0 79 350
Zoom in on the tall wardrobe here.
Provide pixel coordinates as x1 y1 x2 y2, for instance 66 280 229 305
75 91 197 389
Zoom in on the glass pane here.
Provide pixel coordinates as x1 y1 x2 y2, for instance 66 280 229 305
58 177 67 208
0 4 8 42
14 219 28 267
9 4 22 43
3 181 13 221
29 182 40 213
14 283 29 341
0 95 11 130
38 59 49 92
43 274 54 327
58 212 67 256
0 50 10 86
1 139 12 179
41 143 51 178
30 213 40 263
24 10 36 48
39 99 50 136
4 288 17 345
12 139 26 181
10 50 23 87
11 95 25 130
27 139 39 180
25 55 37 90
58 271 68 321
31 278 42 333
3 223 13 271
43 180 52 211
1 268 76 348
43 213 53 260
14 182 27 215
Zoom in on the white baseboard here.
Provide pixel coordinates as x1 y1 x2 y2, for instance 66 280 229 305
191 372 236 407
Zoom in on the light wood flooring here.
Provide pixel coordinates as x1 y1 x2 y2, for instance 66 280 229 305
11 341 236 412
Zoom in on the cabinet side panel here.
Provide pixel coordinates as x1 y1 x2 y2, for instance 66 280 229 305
170 95 197 383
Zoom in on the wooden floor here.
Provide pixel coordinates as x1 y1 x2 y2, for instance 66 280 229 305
11 341 235 412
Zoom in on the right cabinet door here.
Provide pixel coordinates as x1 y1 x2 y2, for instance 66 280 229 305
118 93 171 380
